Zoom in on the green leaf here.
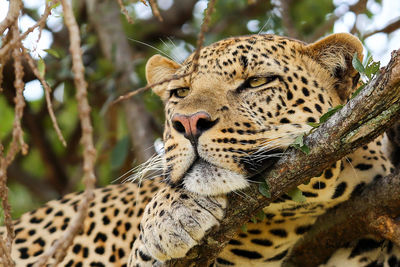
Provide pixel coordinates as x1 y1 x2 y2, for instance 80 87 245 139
44 48 60 59
251 216 257 224
287 187 306 203
290 133 310 155
37 57 46 77
352 52 365 74
111 136 130 170
241 224 247 233
319 105 343 124
307 122 320 128
256 210 266 221
258 181 271 198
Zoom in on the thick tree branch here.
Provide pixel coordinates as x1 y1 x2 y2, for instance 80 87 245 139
164 49 400 266
286 170 400 266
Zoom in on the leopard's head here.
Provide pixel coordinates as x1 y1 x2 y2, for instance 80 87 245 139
146 33 362 196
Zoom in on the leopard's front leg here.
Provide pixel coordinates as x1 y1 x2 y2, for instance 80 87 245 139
129 186 227 266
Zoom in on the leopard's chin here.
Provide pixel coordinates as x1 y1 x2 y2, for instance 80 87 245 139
182 158 249 196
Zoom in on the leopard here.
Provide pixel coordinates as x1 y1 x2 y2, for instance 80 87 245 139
1 33 399 267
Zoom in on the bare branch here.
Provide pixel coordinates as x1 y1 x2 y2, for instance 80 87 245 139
148 0 163 22
116 0 135 24
0 1 55 59
0 0 22 35
34 0 97 265
23 51 67 147
364 18 400 38
164 48 400 266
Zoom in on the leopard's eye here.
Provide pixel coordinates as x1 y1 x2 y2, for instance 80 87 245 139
246 75 279 88
248 77 268 88
170 88 190 98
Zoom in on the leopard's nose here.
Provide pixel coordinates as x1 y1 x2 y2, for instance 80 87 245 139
171 111 217 143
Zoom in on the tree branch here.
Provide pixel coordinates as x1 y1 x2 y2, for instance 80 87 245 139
286 170 400 266
364 18 400 38
164 48 400 266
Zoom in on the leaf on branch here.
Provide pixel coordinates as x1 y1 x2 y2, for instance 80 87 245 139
44 48 60 59
38 57 46 77
287 187 307 203
240 224 247 233
290 133 310 154
352 52 365 74
258 181 271 198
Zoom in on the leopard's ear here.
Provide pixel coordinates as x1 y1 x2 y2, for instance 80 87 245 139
146 55 180 99
305 33 363 101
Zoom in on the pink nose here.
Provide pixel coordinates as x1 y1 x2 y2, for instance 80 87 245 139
171 111 216 142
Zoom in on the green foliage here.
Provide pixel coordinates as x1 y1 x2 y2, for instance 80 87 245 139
290 133 310 154
259 180 271 198
287 187 307 203
307 105 344 128
0 96 14 140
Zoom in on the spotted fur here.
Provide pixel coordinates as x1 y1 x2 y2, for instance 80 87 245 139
1 33 398 267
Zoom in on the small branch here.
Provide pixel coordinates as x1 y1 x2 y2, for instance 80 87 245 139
364 18 400 38
0 238 14 267
0 22 27 267
116 0 134 24
0 0 22 35
148 0 163 22
164 48 400 266
0 1 55 59
23 51 67 147
34 0 97 265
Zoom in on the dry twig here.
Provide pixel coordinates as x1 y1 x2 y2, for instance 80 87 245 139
0 1 55 59
116 0 135 24
34 0 97 265
364 18 400 38
23 51 67 147
148 0 163 22
0 23 27 267
0 0 22 35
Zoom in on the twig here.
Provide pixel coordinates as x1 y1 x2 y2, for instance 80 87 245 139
0 0 22 35
112 0 217 104
0 23 27 267
148 0 163 22
23 51 67 147
0 237 14 267
116 0 134 24
34 0 97 265
0 1 54 59
364 18 400 38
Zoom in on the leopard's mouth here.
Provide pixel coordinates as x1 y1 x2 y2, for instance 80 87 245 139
181 157 249 196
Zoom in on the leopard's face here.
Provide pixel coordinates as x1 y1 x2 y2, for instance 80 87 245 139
146 34 362 196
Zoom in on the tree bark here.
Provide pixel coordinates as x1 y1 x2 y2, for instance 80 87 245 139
164 48 400 266
285 170 400 266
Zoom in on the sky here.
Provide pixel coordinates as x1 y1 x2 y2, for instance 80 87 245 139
0 0 399 101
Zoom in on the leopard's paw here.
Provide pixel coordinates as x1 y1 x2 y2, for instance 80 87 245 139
139 187 226 262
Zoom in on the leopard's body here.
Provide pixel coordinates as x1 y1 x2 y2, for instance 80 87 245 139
1 33 399 267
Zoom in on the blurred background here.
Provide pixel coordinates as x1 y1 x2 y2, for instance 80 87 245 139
0 0 399 221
